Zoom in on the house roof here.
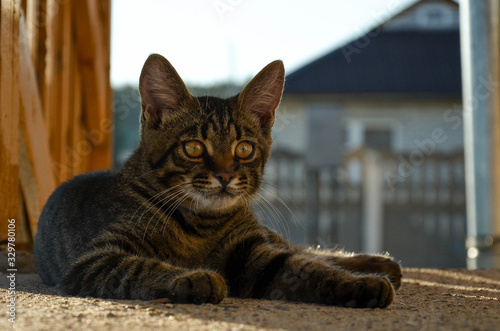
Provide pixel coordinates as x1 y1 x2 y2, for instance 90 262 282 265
285 8 461 97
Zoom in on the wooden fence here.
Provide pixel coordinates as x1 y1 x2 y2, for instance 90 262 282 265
0 0 112 249
260 148 467 268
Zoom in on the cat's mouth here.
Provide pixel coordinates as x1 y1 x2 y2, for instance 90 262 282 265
210 191 234 199
187 188 240 213
205 188 239 204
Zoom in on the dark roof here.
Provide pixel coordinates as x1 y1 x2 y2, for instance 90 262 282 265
285 29 462 96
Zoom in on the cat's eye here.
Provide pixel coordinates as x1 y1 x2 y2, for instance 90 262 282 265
235 141 255 160
183 140 205 158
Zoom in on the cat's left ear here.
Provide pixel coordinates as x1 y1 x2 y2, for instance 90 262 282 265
236 60 285 132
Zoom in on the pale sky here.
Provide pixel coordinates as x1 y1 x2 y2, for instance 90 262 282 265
111 0 417 87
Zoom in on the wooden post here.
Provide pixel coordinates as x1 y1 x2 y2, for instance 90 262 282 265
18 13 57 237
26 0 47 96
362 150 384 253
72 0 112 171
1 0 112 245
57 1 73 181
306 168 320 245
0 0 21 241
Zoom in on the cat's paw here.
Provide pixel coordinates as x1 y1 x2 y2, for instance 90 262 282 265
170 270 227 304
329 254 402 290
373 257 402 291
354 255 402 290
322 275 395 308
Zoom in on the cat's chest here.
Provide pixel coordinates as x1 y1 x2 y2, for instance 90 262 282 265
163 233 221 267
142 210 250 267
148 222 226 267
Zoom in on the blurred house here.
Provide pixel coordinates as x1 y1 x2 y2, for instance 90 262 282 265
276 0 462 156
264 0 466 268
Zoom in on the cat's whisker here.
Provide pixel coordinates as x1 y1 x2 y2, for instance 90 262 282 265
132 188 172 232
143 187 189 241
134 168 162 179
148 193 186 239
138 185 188 228
159 190 193 237
258 182 303 230
260 180 301 212
132 183 188 231
254 194 282 230
241 192 281 235
254 192 291 241
132 183 180 216
190 189 201 215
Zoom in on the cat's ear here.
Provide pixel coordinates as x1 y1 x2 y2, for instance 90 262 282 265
236 60 285 131
139 54 194 128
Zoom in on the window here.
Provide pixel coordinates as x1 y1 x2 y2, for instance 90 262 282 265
344 119 400 151
427 8 443 23
364 129 392 150
416 4 454 28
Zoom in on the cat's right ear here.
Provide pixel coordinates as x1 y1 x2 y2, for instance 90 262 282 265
139 54 194 128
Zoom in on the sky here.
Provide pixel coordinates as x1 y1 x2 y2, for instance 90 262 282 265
110 0 418 87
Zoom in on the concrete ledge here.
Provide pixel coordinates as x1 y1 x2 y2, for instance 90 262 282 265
1 269 499 330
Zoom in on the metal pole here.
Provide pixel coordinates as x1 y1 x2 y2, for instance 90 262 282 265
460 0 500 269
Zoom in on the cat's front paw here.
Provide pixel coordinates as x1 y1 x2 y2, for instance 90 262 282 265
329 254 402 290
354 255 402 290
170 270 227 304
322 275 394 308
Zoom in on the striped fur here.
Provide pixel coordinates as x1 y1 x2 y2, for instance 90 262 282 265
34 54 401 308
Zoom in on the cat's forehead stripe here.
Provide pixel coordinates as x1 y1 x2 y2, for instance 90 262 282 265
206 109 233 137
180 125 200 138
200 123 209 140
234 124 242 140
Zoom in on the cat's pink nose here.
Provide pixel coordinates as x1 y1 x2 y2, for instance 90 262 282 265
215 172 235 186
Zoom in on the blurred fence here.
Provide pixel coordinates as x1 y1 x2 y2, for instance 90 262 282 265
259 148 466 268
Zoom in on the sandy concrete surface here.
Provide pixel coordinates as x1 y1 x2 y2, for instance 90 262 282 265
1 268 499 331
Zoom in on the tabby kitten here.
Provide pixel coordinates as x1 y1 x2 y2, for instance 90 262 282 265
34 54 401 308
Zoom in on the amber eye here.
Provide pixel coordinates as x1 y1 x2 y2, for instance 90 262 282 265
235 141 255 160
183 140 205 158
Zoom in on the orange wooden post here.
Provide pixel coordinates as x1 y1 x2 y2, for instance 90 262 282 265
73 0 112 172
1 0 112 245
44 0 64 184
26 0 47 98
18 13 57 237
0 0 21 242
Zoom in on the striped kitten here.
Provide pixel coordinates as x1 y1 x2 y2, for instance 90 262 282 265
34 54 401 308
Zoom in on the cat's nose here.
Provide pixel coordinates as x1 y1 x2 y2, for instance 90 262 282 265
215 171 235 187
